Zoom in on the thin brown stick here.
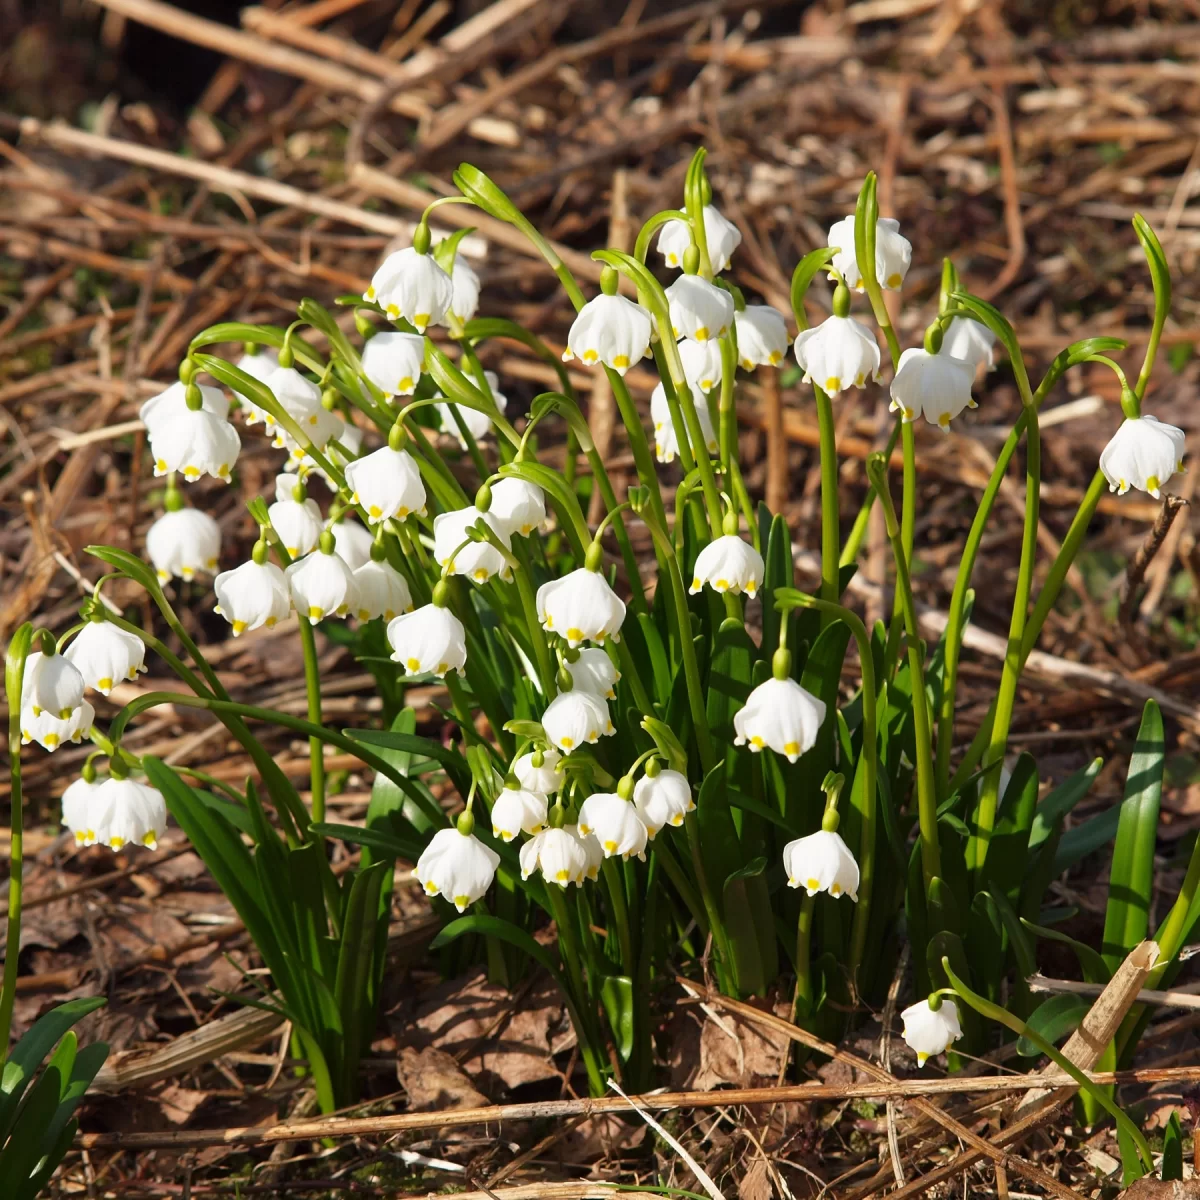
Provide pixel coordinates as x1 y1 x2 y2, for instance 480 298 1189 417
1120 493 1189 626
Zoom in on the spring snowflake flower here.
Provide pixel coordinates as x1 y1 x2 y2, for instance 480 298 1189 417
64 621 147 696
343 445 426 524
783 829 860 900
230 347 279 422
331 518 374 572
21 699 94 752
150 406 240 483
827 214 912 291
309 418 363 485
577 792 648 861
1100 415 1186 499
666 274 734 343
513 747 563 794
565 647 619 699
490 781 548 842
651 380 718 464
734 676 827 763
415 825 500 912
268 474 323 558
22 651 85 718
541 687 615 753
536 567 626 647
889 347 975 431
657 204 742 274
285 540 358 622
794 316 882 397
690 535 764 598
941 316 995 371
563 293 653 376
263 367 344 457
214 558 292 635
353 558 413 622
449 253 481 322
89 776 168 851
901 998 964 1067
361 331 425 399
388 603 468 677
435 373 508 448
365 246 454 332
434 506 513 583
146 507 221 582
140 381 229 434
735 305 789 370
632 769 695 837
489 478 547 538
62 776 102 846
577 825 604 881
678 338 724 394
519 825 588 887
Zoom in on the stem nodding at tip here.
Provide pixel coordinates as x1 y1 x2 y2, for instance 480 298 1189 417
413 222 432 255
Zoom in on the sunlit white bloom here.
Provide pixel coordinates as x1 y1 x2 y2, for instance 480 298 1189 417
285 546 357 622
150 407 240 483
827 215 912 291
563 293 653 376
361 331 425 399
577 792 648 860
230 348 279 423
434 373 508 448
1100 415 1186 499
343 445 426 524
678 338 724 394
513 748 563 794
783 829 860 900
541 687 614 753
331 518 374 572
735 305 789 370
21 699 94 752
941 317 995 371
140 381 229 434
365 246 454 332
308 419 363 485
62 776 102 846
353 559 413 622
632 769 694 837
889 347 975 431
536 568 625 647
656 204 742 274
268 474 323 557
489 478 547 538
64 622 146 696
415 826 500 912
734 676 827 763
22 652 85 719
651 379 717 464
690 536 764 598
264 367 344 457
519 825 588 887
387 604 467 676
214 559 292 636
901 998 964 1067
449 253 481 322
89 776 168 851
490 784 548 842
433 507 513 583
666 274 734 344
146 507 221 582
565 647 619 699
793 315 881 397
577 825 603 881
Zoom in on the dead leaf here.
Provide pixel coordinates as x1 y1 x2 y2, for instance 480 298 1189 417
156 1084 209 1126
691 1007 791 1091
1118 1182 1200 1199
396 1045 489 1111
739 1156 774 1200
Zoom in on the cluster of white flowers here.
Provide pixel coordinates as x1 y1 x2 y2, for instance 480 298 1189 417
61 772 168 851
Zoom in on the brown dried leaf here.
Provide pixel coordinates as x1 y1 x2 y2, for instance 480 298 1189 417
396 1045 489 1111
692 1007 791 1092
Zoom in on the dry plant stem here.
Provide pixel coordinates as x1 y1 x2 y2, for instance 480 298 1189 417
1119 493 1189 626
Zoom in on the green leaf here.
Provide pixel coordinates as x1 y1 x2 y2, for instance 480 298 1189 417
1029 757 1103 853
310 822 424 862
432 914 563 982
1162 1110 1184 1181
333 861 387 1102
984 752 1039 902
695 763 744 921
723 858 777 997
1016 994 1089 1057
85 544 161 597
1133 214 1171 345
599 975 636 1061
641 717 688 776
636 613 672 706
0 1063 62 1186
705 618 756 744
789 248 837 331
1053 804 1122 875
1022 919 1111 985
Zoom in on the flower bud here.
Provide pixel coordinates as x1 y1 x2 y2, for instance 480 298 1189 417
682 244 700 275
356 312 376 340
772 646 792 680
413 221 432 255
277 344 295 369
475 482 493 513
600 265 619 296
456 808 476 836
645 756 662 778
832 282 851 319
179 358 197 385
184 383 204 412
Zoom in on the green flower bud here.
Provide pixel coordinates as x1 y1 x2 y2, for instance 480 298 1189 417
456 808 476 836
431 578 451 608
832 282 852 319
277 344 295 369
923 322 944 356
683 244 700 276
184 383 204 412
318 529 336 555
413 221 432 256
772 646 792 681
475 482 492 513
645 756 662 779
600 265 619 296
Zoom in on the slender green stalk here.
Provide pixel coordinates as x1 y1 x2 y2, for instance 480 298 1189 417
511 541 556 700
841 420 901 565
615 639 654 718
814 387 841 611
602 858 635 973
792 893 816 1020
297 618 327 824
899 421 916 577
651 835 709 937
718 335 737 483
651 342 697 476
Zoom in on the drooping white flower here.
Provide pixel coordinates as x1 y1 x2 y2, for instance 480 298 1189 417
734 676 827 763
941 317 995 372
89 776 168 851
433 506 513 583
309 418 364 485
61 776 102 846
22 651 85 718
541 687 614 753
577 825 604 881
901 998 964 1067
285 544 358 622
268 474 323 558
690 536 764 598
651 379 718 464
565 647 619 699
889 347 976 431
678 338 724 394
64 621 146 696
519 825 588 887
489 478 547 538
331 518 374 572
666 274 734 343
415 825 500 911
827 214 912 291
434 372 509 449
146 507 221 582
361 331 426 399
513 747 563 794
577 792 648 860
490 783 548 842
632 769 695 837
214 558 292 636
230 347 279 423
343 445 427 524
449 253 482 322
783 829 860 900
563 293 653 375
388 604 468 676
794 316 882 397
536 568 626 647
21 699 94 752
365 246 454 332
150 407 240 483
264 367 344 457
1100 415 1186 499
735 305 789 370
353 558 413 622
656 204 743 274
140 381 229 434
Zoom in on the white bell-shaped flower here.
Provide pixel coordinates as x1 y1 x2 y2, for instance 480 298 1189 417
565 647 619 699
435 372 508 449
541 687 614 753
536 567 626 647
62 776 102 846
690 535 764 598
150 406 240 483
657 204 742 274
513 747 563 794
146 506 221 582
735 305 789 370
449 253 481 322
734 676 827 763
265 368 345 459
22 651 85 718
1100 414 1186 499
365 246 454 332
21 699 94 752
343 445 427 524
309 418 363 485
519 824 588 887
577 792 648 861
941 317 995 371
361 331 425 399
901 998 964 1067
489 478 547 538
666 274 734 343
285 541 358 622
140 381 229 434
577 825 604 881
331 518 374 571
433 506 513 584
890 347 975 431
64 621 146 696
415 825 500 911
794 316 882 397
490 783 548 842
651 380 718 465
268 474 323 558
827 214 912 291
563 293 653 376
783 829 860 900
353 558 413 622
90 776 168 851
230 347 279 424
632 769 695 837
678 338 724 394
214 557 292 636
387 603 468 676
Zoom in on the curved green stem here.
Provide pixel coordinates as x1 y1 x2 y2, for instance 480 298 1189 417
297 618 326 825
634 208 690 265
792 892 817 1021
814 387 841 612
841 419 901 566
512 541 556 700
602 858 635 972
